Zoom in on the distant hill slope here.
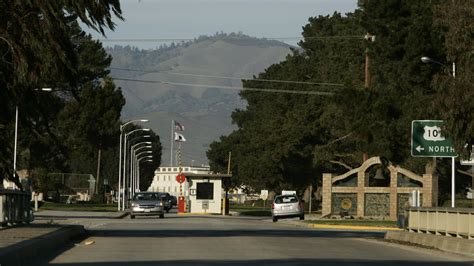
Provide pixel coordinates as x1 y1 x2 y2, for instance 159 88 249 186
108 33 292 166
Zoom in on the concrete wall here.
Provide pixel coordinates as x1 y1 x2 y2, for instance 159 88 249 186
322 157 436 220
385 231 474 257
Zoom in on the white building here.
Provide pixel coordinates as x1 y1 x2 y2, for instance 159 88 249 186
148 166 211 196
148 165 231 214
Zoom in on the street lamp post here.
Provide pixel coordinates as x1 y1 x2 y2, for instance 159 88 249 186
129 144 152 197
131 150 152 197
118 119 148 211
12 88 52 188
421 56 456 208
136 157 153 193
421 57 455 78
132 146 152 193
125 137 151 203
122 129 150 210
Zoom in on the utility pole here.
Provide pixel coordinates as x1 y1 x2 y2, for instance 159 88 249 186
223 151 231 216
471 166 474 208
227 152 232 174
308 183 312 214
363 33 375 162
96 147 102 194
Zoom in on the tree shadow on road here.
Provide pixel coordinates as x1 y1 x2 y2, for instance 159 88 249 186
38 258 472 266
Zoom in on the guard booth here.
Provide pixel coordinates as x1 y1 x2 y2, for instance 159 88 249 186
185 173 231 214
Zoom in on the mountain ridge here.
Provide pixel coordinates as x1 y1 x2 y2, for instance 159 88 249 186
108 33 293 165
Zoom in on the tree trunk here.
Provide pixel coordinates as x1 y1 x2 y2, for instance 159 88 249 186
96 148 101 194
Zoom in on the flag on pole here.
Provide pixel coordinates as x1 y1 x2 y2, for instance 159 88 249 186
174 132 186 142
174 121 185 131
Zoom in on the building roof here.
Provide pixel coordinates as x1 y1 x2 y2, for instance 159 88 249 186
185 173 232 178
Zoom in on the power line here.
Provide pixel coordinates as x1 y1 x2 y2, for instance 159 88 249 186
112 77 335 96
96 36 366 42
110 67 344 87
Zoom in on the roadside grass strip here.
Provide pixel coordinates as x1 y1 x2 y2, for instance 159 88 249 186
40 202 118 212
304 220 401 231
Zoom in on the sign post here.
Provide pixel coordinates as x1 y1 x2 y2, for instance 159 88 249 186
176 173 186 213
411 120 456 157
411 120 457 207
460 146 474 208
260 190 268 208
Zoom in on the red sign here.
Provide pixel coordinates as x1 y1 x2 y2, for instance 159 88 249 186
176 174 186 183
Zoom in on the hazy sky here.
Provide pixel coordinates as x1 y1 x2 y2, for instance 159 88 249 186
89 0 358 49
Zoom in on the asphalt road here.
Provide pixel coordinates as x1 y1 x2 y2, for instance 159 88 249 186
37 211 472 266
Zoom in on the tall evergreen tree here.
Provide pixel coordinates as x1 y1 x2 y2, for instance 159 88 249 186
431 0 474 158
0 1 122 188
207 1 469 203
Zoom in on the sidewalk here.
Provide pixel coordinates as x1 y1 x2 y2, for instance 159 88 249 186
0 224 85 265
0 210 126 265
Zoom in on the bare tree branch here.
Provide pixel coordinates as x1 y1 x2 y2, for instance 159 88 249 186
329 160 353 170
457 169 474 178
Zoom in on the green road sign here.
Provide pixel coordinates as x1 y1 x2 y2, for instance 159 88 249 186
411 120 456 157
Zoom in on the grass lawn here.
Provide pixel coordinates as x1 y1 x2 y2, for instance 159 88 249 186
441 198 473 208
230 205 271 216
233 209 272 216
304 219 398 228
39 202 118 212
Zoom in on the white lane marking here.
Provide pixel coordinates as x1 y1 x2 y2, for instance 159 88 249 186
87 222 107 229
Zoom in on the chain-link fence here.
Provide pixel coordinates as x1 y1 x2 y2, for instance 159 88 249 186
46 173 96 202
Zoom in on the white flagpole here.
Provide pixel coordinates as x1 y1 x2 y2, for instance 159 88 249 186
170 120 174 166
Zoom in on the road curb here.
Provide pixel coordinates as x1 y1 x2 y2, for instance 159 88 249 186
385 230 474 257
306 223 402 231
0 225 85 266
278 220 402 231
177 212 213 216
116 212 129 219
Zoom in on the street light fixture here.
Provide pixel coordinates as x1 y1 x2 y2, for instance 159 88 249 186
13 88 52 188
118 119 148 211
136 157 153 193
123 135 151 208
130 150 153 197
134 154 153 188
121 128 151 210
421 56 456 207
420 56 455 78
135 155 153 191
129 143 152 196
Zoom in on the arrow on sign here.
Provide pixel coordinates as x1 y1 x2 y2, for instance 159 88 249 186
416 146 425 152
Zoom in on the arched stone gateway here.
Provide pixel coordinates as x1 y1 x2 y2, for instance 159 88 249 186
322 157 437 220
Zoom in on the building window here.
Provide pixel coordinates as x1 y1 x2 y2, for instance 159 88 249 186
196 183 214 200
185 168 189 171
173 168 177 172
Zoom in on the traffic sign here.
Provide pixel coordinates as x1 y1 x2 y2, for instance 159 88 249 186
461 146 474 165
260 190 268 200
176 174 186 183
411 120 456 157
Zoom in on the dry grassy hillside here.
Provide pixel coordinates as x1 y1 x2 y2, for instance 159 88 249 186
108 34 292 165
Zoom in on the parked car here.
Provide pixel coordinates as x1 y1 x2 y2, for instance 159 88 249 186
271 194 304 222
157 192 173 213
130 192 165 219
170 195 177 207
